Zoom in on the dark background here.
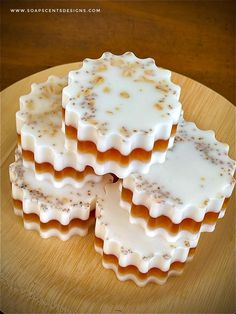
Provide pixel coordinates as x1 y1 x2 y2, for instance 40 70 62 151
1 0 235 104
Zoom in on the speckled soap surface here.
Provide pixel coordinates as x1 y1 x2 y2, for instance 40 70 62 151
122 119 236 224
62 52 182 155
9 150 112 224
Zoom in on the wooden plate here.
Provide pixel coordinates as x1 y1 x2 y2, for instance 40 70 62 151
1 63 235 313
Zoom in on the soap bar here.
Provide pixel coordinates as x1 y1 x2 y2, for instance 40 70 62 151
121 119 235 237
62 52 181 177
95 181 199 277
9 150 112 225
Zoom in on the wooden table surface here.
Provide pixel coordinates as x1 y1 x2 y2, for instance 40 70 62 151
1 0 235 104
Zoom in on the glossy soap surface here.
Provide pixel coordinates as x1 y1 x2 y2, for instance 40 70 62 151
63 52 182 154
123 119 236 222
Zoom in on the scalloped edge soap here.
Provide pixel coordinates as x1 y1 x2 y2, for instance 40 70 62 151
9 150 113 225
95 181 199 274
122 119 235 226
62 52 181 155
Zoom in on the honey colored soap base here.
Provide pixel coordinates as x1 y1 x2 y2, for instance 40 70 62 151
20 135 174 179
94 237 195 287
20 148 101 189
62 52 182 156
100 255 188 287
14 200 95 241
9 151 113 225
20 117 174 179
95 181 198 274
62 117 176 165
122 119 236 225
63 122 175 177
17 75 102 188
120 186 227 241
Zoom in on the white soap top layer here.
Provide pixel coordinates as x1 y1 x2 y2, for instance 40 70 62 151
17 76 66 152
62 52 182 154
95 181 196 272
17 76 99 180
123 119 236 222
10 150 112 223
17 76 68 160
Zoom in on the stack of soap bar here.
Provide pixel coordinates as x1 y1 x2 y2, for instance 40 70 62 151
9 52 235 287
93 119 235 286
10 75 113 240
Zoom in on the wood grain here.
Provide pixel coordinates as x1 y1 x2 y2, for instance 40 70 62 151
1 63 235 313
1 0 235 104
